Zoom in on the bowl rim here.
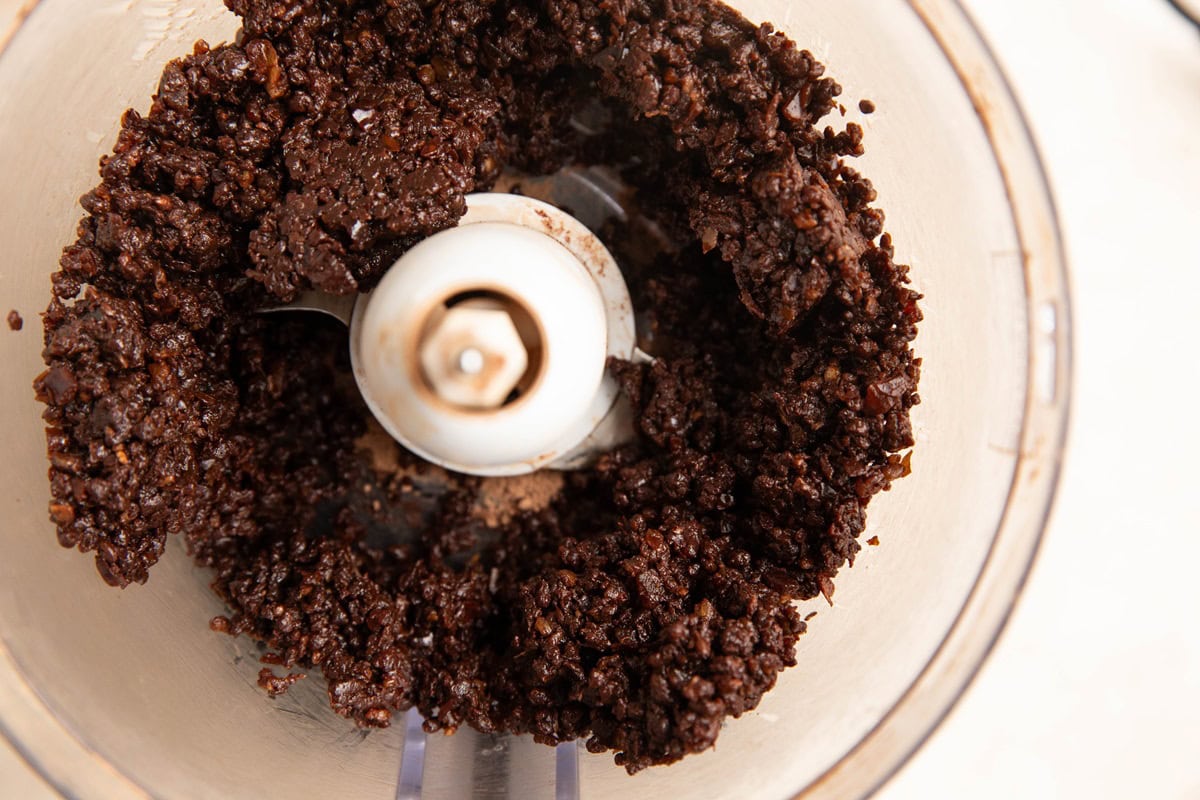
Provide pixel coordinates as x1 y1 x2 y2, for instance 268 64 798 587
0 1 1073 798
800 0 1074 796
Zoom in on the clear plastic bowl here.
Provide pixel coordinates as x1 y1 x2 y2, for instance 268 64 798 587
0 1 1071 798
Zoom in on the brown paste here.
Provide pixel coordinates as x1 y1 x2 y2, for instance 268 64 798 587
34 0 921 773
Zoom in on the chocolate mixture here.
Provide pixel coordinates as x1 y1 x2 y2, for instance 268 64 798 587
35 0 920 773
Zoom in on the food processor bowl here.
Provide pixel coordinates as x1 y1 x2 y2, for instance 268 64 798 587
0 1 1071 798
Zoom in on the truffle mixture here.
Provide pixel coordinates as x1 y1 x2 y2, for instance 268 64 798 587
35 0 921 773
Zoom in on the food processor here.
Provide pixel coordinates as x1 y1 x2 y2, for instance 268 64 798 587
0 0 1072 798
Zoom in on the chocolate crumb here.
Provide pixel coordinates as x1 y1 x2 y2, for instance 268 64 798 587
867 536 881 546
859 99 877 114
257 668 305 698
6 310 21 331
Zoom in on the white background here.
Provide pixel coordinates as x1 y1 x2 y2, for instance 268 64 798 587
2 0 1198 797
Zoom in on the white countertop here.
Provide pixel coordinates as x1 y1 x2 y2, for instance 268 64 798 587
3 0 1198 797
886 1 1200 797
